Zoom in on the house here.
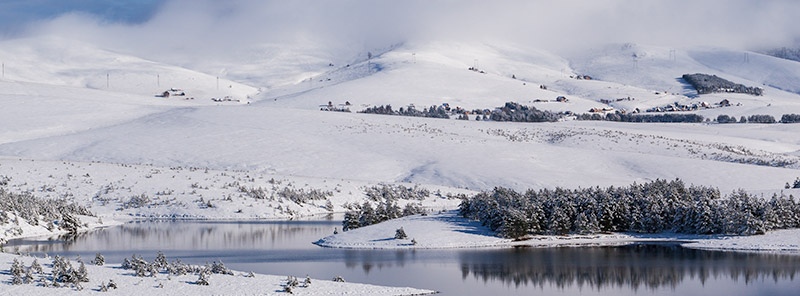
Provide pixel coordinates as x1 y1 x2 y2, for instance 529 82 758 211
719 99 731 107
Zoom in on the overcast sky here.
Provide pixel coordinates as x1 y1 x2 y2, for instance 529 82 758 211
2 0 798 55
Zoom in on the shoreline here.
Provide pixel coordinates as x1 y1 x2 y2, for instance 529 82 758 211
315 211 800 254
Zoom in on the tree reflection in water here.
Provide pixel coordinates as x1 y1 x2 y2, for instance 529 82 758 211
457 244 800 291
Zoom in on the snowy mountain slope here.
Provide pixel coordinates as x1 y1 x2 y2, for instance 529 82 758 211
0 80 171 144
257 42 607 114
251 41 800 119
568 43 800 115
1 104 798 194
0 36 258 102
688 48 800 95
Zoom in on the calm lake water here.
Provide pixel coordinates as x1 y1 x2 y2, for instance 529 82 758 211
6 219 800 295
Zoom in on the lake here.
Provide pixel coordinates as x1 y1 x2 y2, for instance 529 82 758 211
6 219 800 295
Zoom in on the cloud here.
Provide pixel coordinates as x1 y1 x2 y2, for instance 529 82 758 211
8 0 800 60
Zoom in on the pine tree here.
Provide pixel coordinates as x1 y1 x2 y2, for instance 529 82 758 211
196 272 210 285
342 211 360 231
91 253 105 266
30 259 42 274
75 261 89 282
155 251 168 269
10 258 24 284
359 202 376 227
395 227 408 239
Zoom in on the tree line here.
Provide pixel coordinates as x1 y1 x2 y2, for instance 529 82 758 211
459 179 799 238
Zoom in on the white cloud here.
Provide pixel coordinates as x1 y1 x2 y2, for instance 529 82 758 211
12 0 800 58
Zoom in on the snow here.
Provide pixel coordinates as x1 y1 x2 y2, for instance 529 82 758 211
316 211 800 253
0 253 434 296
0 157 466 243
0 36 258 103
684 229 800 252
0 213 120 245
2 35 800 295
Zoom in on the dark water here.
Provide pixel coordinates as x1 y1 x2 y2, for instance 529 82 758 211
6 220 800 295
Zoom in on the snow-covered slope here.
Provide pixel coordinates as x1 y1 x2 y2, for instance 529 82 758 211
1 36 800 218
0 36 258 102
567 43 800 116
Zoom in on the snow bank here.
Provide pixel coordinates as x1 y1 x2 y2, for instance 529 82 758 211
316 211 800 253
0 214 120 244
0 253 434 295
683 229 800 253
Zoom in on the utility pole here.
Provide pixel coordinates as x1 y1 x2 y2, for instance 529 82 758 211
157 74 160 88
216 76 219 90
2 62 4 79
107 73 109 88
669 49 676 62
412 53 416 64
744 52 750 63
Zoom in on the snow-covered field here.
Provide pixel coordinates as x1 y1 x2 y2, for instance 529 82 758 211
316 211 800 253
0 253 434 296
0 157 466 243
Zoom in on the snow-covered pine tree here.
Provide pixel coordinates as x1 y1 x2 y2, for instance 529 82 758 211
91 253 105 266
359 202 376 227
155 251 168 269
10 258 24 284
342 211 360 231
30 259 42 274
395 227 408 239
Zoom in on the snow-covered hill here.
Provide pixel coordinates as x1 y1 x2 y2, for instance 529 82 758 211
250 41 800 118
0 36 258 103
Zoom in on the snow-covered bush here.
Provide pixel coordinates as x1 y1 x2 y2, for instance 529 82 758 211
577 112 704 123
781 114 800 123
210 261 233 275
0 189 92 230
122 194 152 209
717 114 737 124
460 179 800 238
748 114 776 124
154 251 168 269
195 271 210 285
490 102 561 123
786 178 800 189
91 253 105 266
360 105 450 119
395 227 408 239
365 184 430 201
342 201 424 231
239 186 332 205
